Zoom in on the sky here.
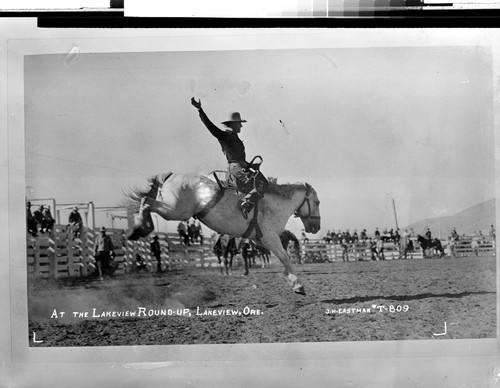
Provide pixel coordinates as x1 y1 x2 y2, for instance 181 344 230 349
24 44 495 238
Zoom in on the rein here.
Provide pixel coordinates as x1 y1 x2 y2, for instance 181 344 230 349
294 185 321 221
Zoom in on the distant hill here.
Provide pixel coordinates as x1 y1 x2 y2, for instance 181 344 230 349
405 198 496 238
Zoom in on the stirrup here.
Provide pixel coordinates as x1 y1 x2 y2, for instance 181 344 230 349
240 201 253 220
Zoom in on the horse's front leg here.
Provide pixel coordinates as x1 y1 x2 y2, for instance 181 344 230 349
261 234 305 295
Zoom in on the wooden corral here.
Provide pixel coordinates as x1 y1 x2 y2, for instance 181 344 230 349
26 225 495 279
26 225 220 279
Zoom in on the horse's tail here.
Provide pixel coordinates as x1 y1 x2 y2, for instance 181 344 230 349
122 172 173 213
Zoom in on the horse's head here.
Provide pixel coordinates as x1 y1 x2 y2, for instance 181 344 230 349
294 183 321 234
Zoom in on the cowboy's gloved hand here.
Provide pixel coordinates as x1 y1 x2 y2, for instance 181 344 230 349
191 97 201 110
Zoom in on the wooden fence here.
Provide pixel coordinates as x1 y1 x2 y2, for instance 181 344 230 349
26 226 496 279
300 236 496 262
26 225 222 279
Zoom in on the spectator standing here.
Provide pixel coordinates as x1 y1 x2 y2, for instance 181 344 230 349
195 220 204 245
448 236 456 259
393 229 401 244
398 229 410 260
489 224 496 240
177 221 189 245
369 238 377 261
471 237 479 256
324 230 332 244
489 224 496 247
151 235 162 273
376 237 385 260
341 239 349 262
188 220 197 244
94 227 115 280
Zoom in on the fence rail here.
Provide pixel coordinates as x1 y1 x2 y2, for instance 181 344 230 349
26 226 496 279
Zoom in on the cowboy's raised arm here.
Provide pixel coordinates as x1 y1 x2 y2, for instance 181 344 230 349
191 97 225 139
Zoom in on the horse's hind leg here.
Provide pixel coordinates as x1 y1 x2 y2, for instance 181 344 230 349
228 254 233 275
127 198 154 240
216 254 223 275
243 254 249 276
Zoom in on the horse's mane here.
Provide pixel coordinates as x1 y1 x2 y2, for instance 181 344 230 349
266 177 311 199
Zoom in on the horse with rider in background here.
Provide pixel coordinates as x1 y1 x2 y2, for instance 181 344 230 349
417 234 445 258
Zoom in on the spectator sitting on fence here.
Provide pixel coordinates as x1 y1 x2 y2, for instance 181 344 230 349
151 235 162 273
451 227 459 241
68 206 83 239
42 205 55 234
94 226 116 280
359 229 367 241
33 205 44 233
177 221 190 245
374 228 380 239
26 201 37 237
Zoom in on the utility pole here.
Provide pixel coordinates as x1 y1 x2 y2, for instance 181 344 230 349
392 198 399 230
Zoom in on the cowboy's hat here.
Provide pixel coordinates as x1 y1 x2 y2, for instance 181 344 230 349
221 112 247 125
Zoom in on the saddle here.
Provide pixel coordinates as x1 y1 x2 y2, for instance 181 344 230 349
208 156 268 242
212 156 268 196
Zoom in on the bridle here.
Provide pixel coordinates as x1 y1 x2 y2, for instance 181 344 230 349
294 185 321 221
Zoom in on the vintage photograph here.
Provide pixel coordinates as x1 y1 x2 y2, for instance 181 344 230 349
17 33 496 349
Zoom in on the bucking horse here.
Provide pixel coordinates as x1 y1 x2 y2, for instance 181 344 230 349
125 172 321 294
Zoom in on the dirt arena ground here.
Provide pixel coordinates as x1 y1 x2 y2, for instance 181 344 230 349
28 255 496 346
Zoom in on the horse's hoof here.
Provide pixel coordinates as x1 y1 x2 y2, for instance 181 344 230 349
126 229 141 241
293 285 306 295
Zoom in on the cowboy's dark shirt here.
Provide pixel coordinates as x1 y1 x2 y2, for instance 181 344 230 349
198 108 246 163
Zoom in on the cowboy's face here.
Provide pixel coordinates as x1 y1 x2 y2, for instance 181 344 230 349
227 121 242 133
